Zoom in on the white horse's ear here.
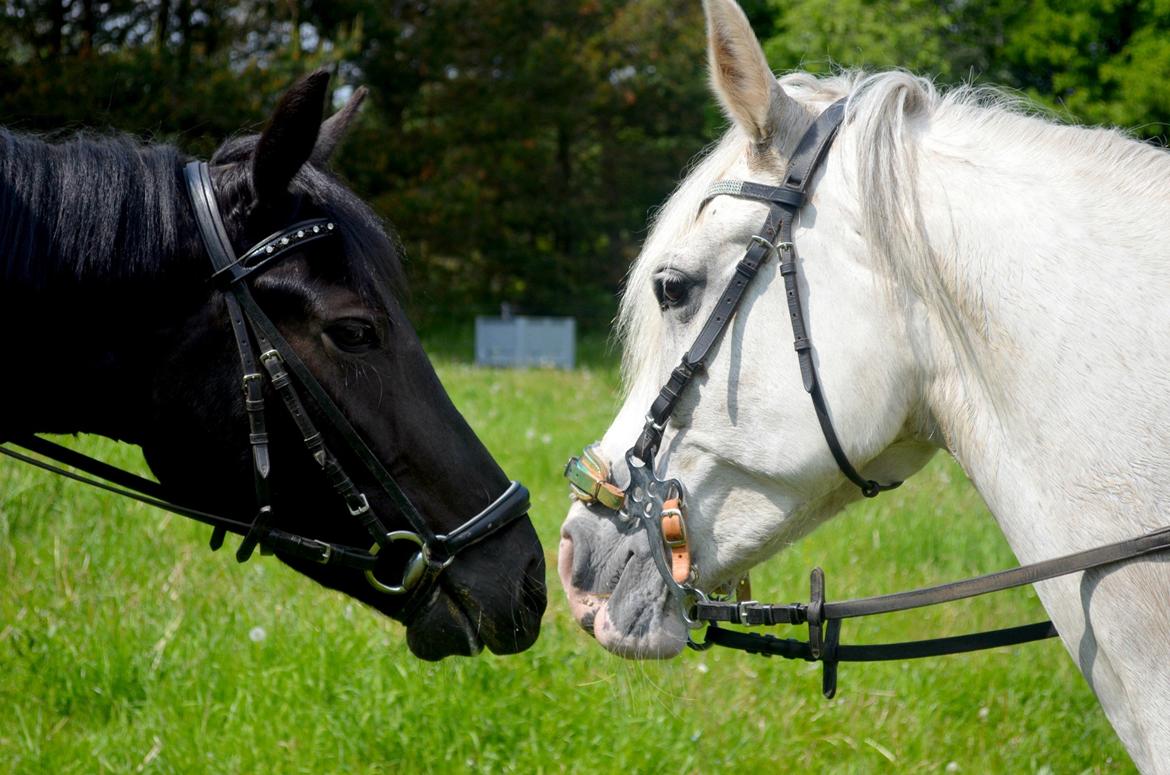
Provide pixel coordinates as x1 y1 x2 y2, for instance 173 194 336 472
703 0 794 141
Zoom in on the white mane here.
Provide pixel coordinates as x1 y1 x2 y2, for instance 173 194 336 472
616 68 1170 392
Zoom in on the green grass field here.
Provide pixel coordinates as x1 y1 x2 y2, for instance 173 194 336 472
0 342 1135 773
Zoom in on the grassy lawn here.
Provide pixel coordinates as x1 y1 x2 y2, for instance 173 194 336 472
0 338 1134 773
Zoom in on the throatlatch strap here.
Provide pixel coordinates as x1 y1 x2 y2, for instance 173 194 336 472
185 161 275 559
226 291 274 560
776 224 899 497
696 99 900 498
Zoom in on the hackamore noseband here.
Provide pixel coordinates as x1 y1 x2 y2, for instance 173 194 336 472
0 159 530 621
566 100 1170 696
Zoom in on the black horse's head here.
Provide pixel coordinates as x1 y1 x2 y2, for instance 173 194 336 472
135 73 545 659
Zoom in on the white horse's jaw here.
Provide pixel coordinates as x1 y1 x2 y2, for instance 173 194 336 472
558 502 688 658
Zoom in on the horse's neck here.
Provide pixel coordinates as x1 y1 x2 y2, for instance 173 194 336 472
0 137 203 443
916 118 1170 559
0 282 189 445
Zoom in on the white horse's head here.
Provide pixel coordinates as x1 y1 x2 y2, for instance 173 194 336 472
557 6 1170 765
559 0 942 657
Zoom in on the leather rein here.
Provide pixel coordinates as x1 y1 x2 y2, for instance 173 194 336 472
566 99 1170 696
0 160 530 621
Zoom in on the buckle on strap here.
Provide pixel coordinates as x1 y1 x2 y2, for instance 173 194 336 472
749 235 793 257
737 600 761 625
808 566 827 659
749 234 777 255
660 497 692 585
348 492 371 517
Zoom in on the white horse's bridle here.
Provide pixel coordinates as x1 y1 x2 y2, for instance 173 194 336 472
566 99 1170 697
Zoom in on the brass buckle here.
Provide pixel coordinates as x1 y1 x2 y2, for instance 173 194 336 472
661 503 687 548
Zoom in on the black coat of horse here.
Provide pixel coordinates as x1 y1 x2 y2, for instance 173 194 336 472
0 72 546 660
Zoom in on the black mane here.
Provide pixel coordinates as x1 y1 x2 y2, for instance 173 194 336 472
0 129 188 288
0 128 406 304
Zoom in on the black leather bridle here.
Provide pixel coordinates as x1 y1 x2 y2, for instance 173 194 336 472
567 99 1170 696
627 100 902 498
0 159 531 621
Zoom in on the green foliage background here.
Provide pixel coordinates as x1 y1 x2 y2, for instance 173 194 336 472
1 3 1162 768
3 0 1167 329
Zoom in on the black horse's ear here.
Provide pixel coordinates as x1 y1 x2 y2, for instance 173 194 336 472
253 70 330 207
312 85 368 164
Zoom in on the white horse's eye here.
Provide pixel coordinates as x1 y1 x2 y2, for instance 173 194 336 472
654 273 693 310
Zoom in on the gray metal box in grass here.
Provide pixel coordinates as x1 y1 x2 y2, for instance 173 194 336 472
475 315 576 369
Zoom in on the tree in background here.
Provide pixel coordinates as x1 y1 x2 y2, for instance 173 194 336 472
764 0 1170 138
1 1 1167 330
0 1 363 154
346 1 710 326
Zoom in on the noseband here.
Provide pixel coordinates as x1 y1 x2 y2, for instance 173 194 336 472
0 160 530 621
566 100 1170 695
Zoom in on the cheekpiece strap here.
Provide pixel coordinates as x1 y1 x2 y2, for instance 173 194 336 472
694 99 901 499
184 160 439 546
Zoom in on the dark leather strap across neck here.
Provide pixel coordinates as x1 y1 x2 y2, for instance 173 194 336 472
0 435 380 572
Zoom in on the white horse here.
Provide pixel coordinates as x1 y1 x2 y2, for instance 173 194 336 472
558 0 1170 769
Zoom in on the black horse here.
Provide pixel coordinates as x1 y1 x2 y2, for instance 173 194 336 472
0 72 546 660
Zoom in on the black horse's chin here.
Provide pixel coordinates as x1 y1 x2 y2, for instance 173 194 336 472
406 589 485 660
405 552 546 660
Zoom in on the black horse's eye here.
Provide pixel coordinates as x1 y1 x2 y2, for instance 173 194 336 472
654 273 692 310
325 318 381 353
